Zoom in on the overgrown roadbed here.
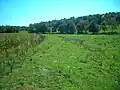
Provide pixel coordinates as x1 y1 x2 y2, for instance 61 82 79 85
1 35 120 90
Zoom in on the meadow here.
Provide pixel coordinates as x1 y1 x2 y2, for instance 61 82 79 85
0 33 120 90
0 33 45 78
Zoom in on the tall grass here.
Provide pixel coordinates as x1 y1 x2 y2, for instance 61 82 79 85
0 33 45 77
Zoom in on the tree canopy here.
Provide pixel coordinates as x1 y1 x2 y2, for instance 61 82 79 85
0 12 120 34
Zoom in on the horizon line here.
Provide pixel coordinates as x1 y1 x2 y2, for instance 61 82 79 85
0 11 119 27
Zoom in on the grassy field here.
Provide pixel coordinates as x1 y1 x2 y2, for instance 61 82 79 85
0 33 45 78
0 34 120 90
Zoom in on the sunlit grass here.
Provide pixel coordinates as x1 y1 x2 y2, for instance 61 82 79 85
0 34 120 90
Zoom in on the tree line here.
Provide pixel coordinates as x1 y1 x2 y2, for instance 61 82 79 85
0 26 29 33
0 12 120 34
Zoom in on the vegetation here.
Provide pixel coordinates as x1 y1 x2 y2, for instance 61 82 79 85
28 12 120 34
0 26 29 33
0 12 120 90
0 32 45 78
0 34 120 90
0 12 120 34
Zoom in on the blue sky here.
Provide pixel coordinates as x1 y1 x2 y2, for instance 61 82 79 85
0 0 120 26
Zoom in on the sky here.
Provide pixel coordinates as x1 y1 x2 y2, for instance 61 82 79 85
0 0 120 26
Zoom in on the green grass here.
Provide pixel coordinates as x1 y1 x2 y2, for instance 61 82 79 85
0 34 120 90
0 33 44 78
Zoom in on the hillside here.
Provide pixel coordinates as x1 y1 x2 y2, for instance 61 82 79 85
0 12 120 34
